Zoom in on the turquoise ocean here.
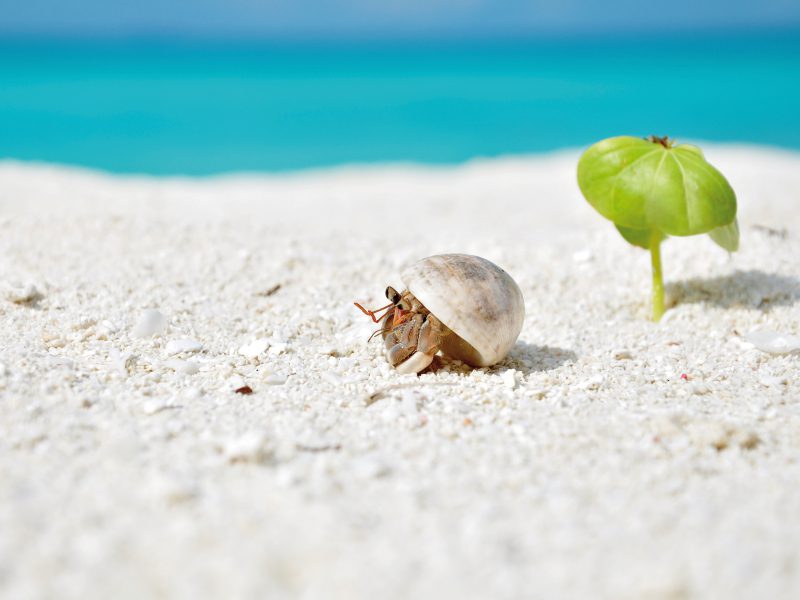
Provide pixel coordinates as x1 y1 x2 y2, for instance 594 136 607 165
1 31 799 175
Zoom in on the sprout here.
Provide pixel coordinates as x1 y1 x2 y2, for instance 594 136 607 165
577 135 738 321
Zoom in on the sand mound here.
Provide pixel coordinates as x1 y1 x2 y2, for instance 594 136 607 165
1 146 799 599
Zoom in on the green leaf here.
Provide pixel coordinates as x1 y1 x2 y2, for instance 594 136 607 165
577 136 737 237
678 143 705 159
614 224 665 250
708 218 740 252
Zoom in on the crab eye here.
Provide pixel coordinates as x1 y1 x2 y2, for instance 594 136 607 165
385 286 401 305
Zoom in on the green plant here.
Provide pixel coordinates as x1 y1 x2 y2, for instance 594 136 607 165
577 135 739 321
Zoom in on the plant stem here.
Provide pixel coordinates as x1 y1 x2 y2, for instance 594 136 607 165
649 231 665 321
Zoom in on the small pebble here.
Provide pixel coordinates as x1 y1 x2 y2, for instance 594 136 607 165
572 249 593 263
132 309 168 338
184 387 203 400
142 399 168 415
163 359 199 375
109 349 137 375
70 317 96 331
579 375 604 391
228 376 246 391
528 389 547 400
99 320 119 334
165 338 203 356
264 373 288 385
5 282 41 304
745 331 800 355
239 338 270 359
181 361 200 375
224 431 272 463
502 369 517 390
268 342 288 355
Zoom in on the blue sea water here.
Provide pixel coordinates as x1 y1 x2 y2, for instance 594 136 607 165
1 32 799 175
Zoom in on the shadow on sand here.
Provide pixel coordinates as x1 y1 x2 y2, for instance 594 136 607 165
501 340 577 375
666 269 800 312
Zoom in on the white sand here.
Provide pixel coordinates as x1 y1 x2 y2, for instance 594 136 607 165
1 145 800 599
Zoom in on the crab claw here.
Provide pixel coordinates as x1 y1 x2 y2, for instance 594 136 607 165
394 351 435 375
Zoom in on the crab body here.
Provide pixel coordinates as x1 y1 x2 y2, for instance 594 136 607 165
380 290 444 374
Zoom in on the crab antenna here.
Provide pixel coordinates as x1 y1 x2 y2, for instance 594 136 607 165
366 312 416 342
367 327 385 342
354 301 394 323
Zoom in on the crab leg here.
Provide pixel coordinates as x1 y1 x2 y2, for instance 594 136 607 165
392 315 442 375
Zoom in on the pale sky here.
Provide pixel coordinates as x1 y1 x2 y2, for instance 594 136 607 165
1 0 799 37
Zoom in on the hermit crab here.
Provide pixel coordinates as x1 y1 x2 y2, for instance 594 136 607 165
355 254 525 374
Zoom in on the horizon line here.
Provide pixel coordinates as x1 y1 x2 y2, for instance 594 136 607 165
2 23 800 44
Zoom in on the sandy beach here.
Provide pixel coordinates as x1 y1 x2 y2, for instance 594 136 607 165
1 144 800 599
